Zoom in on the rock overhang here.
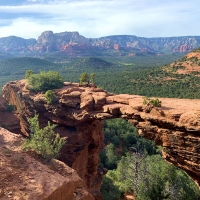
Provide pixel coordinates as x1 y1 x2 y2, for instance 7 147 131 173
2 79 200 190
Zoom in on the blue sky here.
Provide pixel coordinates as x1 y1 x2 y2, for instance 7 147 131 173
0 0 199 39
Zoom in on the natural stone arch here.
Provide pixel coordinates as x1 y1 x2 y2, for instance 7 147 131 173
2 80 200 199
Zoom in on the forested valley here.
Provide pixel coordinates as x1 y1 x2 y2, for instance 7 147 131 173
1 51 200 199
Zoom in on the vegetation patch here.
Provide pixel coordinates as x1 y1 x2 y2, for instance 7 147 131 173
27 70 63 91
45 90 56 105
143 97 162 107
101 153 200 200
23 114 65 160
25 70 34 79
79 72 96 85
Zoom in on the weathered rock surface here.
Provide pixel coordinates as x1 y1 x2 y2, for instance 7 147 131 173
2 80 200 193
2 80 104 200
0 127 94 200
167 48 200 75
0 96 20 133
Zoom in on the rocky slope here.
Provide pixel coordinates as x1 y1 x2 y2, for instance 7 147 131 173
0 31 200 55
164 48 200 74
0 127 94 200
2 80 105 200
2 80 200 192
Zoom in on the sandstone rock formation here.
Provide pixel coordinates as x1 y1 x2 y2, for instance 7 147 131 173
0 96 20 133
1 31 200 55
2 79 200 197
0 127 94 200
167 48 200 75
2 80 105 200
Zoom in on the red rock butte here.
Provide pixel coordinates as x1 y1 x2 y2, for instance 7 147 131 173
1 80 200 199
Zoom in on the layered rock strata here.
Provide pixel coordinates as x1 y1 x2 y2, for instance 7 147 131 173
2 80 200 193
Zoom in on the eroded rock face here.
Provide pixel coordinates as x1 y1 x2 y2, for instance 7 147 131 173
2 80 200 192
0 127 94 200
2 80 105 199
0 96 20 133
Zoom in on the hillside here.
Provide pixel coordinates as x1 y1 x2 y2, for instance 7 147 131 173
0 53 184 93
0 31 200 58
0 127 94 200
90 48 200 98
0 57 58 76
0 49 200 99
0 57 59 91
164 48 200 75
0 52 14 61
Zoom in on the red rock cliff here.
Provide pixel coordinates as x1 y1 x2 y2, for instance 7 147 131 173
2 79 200 194
0 127 94 200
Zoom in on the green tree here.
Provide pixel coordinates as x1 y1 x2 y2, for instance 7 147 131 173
27 70 63 91
45 90 56 105
100 176 122 200
25 70 34 79
23 114 65 160
79 72 88 84
102 118 158 160
117 151 148 197
104 143 119 169
103 154 200 200
90 73 96 84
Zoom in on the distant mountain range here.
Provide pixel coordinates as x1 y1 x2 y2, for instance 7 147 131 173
0 31 200 57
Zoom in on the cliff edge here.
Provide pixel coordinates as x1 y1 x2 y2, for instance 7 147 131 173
2 79 200 197
0 127 94 200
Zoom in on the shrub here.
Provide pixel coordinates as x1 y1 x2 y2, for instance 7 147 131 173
79 72 96 85
45 90 56 105
27 70 63 91
79 72 88 84
143 97 162 107
90 73 96 84
23 114 65 160
25 70 34 79
101 176 123 200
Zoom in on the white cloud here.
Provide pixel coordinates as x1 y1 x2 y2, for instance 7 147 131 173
0 17 83 38
0 0 199 38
